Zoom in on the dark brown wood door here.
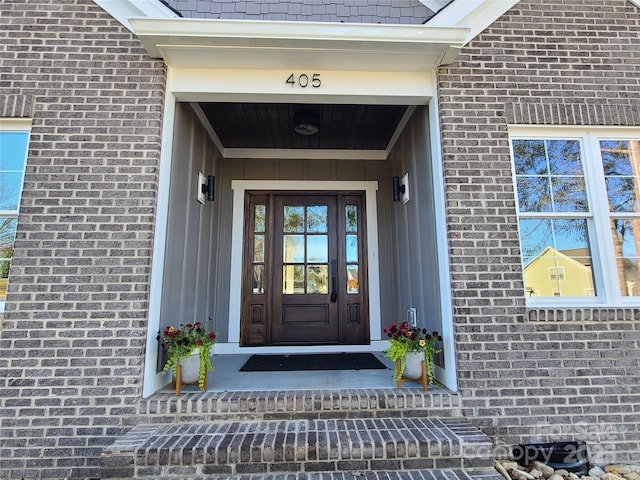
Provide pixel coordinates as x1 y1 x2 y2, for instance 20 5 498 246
272 195 338 344
240 191 368 346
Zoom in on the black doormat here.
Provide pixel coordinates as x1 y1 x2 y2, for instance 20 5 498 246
239 353 387 372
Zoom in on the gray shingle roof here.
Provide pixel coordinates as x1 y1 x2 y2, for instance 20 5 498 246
163 0 436 24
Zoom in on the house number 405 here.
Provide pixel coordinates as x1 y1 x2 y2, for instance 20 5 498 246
286 73 321 88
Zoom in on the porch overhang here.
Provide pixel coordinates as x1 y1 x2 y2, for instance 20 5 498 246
129 18 469 71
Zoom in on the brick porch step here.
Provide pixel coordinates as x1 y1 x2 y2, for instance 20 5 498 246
101 416 494 479
137 387 464 422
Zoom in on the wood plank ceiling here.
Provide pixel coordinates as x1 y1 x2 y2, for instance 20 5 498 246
199 103 408 150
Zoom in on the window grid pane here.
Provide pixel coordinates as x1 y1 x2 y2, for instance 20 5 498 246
513 137 596 299
345 205 359 294
611 218 640 296
0 131 29 304
252 204 266 294
513 139 588 213
520 217 596 298
601 140 640 297
282 204 330 294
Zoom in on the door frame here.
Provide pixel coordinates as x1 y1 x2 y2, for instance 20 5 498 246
241 191 370 347
217 180 382 354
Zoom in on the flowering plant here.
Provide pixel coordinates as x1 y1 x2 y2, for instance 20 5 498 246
158 322 216 391
382 322 442 383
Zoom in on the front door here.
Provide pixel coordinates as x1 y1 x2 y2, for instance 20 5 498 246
240 191 368 346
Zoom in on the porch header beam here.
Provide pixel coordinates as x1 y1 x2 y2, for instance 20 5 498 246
129 18 469 71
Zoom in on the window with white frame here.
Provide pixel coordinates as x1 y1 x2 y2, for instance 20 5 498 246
509 127 640 304
0 120 30 308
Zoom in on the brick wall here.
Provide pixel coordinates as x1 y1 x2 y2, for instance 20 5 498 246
0 1 165 478
2 0 640 477
164 0 435 24
438 0 640 462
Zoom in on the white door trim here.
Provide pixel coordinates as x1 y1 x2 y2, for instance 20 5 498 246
219 180 382 354
142 91 177 398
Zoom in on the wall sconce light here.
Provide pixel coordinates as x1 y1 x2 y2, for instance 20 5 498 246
392 173 410 204
197 172 215 204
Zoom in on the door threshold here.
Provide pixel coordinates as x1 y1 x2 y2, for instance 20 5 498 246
214 341 389 355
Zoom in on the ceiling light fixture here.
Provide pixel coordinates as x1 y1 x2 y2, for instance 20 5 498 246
293 110 320 136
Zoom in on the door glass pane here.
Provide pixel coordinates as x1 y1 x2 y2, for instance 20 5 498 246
307 235 328 263
346 234 358 263
254 205 265 232
345 205 359 295
283 265 305 294
252 265 264 294
347 265 359 294
611 218 640 296
254 234 264 263
346 205 357 232
284 206 304 232
307 266 328 294
307 206 327 233
283 235 304 262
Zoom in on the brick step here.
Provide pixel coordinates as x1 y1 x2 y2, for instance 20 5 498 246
235 470 503 480
138 387 463 422
101 417 494 479
103 468 503 480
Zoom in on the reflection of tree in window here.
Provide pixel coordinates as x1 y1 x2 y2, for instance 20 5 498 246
514 139 589 250
0 131 30 302
284 206 304 232
514 139 587 213
514 138 595 297
0 219 17 281
602 140 640 295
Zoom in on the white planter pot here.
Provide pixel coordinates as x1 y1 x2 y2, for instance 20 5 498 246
179 348 201 384
403 351 424 380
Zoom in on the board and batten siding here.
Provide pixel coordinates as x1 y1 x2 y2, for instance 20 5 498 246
159 102 221 347
388 107 444 356
157 107 445 362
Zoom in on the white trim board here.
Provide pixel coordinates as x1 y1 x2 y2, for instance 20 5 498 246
94 0 516 50
93 0 178 32
426 0 519 44
142 91 177 398
130 18 468 71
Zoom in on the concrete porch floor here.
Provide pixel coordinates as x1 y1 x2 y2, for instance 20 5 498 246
161 352 435 393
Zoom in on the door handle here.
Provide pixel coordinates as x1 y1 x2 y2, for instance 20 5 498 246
330 259 337 303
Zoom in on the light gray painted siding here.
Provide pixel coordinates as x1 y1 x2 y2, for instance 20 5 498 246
389 107 443 351
160 103 221 346
200 106 440 343
215 145 398 336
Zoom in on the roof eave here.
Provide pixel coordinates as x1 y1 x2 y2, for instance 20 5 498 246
129 18 470 71
426 0 520 44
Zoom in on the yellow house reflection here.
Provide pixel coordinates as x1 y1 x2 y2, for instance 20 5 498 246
524 246 595 297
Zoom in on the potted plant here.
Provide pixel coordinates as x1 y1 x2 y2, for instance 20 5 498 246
383 321 442 383
158 322 216 391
